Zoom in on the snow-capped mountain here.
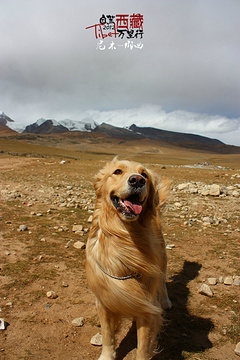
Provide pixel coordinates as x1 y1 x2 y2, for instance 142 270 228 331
36 118 60 127
22 117 99 134
23 119 69 134
0 112 14 125
59 118 98 131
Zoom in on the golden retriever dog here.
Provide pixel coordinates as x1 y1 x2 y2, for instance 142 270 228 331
85 158 171 360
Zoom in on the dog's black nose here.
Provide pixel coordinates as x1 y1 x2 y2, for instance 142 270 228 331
128 174 146 188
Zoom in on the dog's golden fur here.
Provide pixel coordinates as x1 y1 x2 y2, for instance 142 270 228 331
85 158 171 360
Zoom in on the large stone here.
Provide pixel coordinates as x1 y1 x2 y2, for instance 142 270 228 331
210 184 220 196
72 225 83 232
224 276 233 285
177 183 188 191
198 283 214 297
235 342 240 356
73 241 85 249
46 291 58 299
208 277 217 285
202 217 213 225
174 202 183 208
201 189 210 196
88 215 93 223
233 276 240 286
18 224 28 232
232 190 239 198
72 317 84 327
90 333 102 346
0 318 6 330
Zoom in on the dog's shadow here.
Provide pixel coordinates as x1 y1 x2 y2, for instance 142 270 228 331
116 261 214 360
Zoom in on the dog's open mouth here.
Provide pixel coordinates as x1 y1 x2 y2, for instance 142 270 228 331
111 194 143 217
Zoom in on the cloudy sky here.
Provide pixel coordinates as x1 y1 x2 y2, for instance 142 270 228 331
1 0 240 145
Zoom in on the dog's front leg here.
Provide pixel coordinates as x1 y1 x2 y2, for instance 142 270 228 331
97 301 116 360
136 315 160 360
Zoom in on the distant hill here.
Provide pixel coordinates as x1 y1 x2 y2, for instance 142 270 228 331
23 119 69 134
93 123 240 154
0 123 17 135
93 123 143 139
129 124 223 146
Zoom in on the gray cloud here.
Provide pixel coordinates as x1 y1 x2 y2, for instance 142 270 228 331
1 0 239 145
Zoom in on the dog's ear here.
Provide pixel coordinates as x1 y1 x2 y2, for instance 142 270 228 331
146 171 171 214
158 178 172 208
94 159 116 197
94 169 105 197
145 170 160 214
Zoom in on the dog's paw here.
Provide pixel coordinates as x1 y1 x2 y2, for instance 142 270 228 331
98 350 116 360
98 356 115 360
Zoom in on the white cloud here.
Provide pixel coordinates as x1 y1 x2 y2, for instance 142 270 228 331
81 104 240 145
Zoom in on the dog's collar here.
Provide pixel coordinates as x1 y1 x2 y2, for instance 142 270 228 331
95 260 142 281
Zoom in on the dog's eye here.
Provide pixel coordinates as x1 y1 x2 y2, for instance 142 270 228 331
141 171 148 179
114 169 122 175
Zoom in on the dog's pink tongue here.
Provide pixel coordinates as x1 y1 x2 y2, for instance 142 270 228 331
124 200 142 215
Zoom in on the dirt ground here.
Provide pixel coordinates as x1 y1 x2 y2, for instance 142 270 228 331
0 153 239 360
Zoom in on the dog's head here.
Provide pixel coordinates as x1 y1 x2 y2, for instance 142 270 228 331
94 158 170 222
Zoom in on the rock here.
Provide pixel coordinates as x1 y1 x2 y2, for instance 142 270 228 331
166 244 176 249
72 317 85 327
224 276 233 285
201 189 210 196
208 277 217 285
177 183 188 191
210 184 220 196
202 217 213 225
46 291 58 299
18 224 28 232
90 333 102 346
88 215 93 223
62 281 69 287
189 187 198 194
174 202 183 208
235 342 240 356
232 190 239 198
73 241 85 249
233 276 240 286
220 187 228 195
226 186 235 195
72 225 83 232
198 284 214 297
61 226 69 232
0 318 6 330
218 276 224 284
6 301 13 307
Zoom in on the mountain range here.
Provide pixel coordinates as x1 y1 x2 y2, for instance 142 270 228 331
1 112 240 154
